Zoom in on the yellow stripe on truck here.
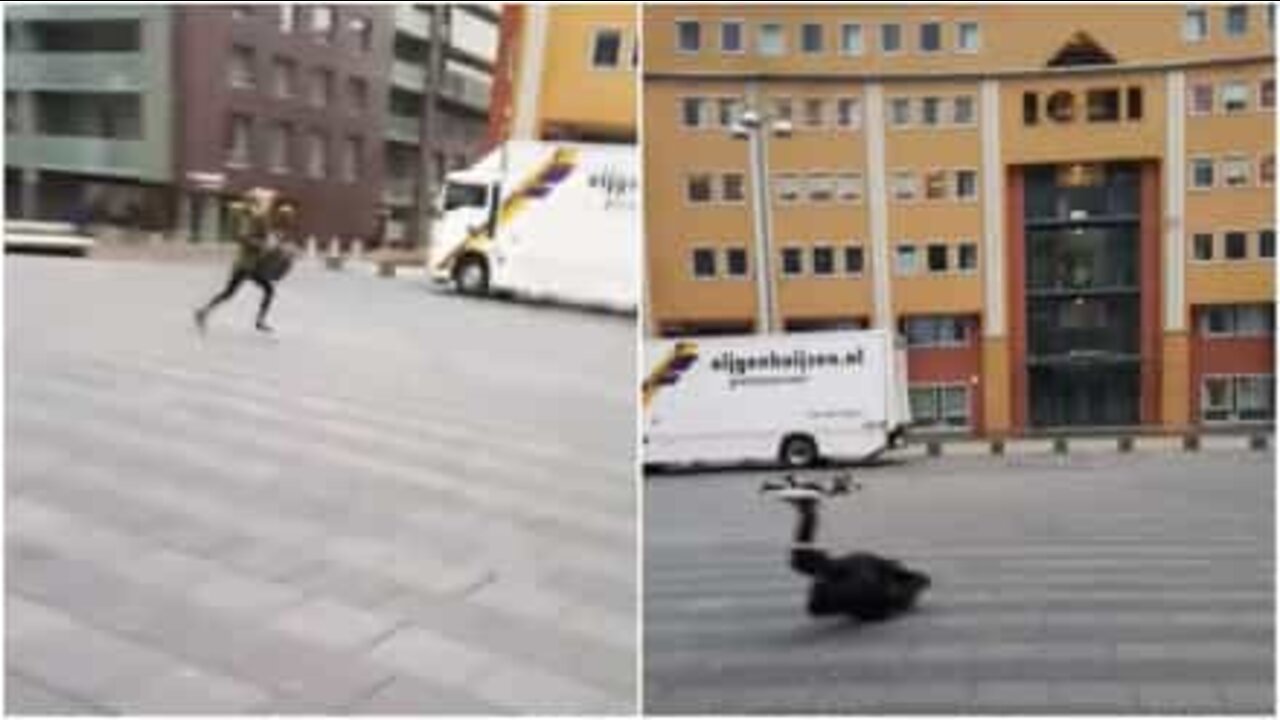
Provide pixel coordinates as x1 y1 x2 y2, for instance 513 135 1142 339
642 341 700 410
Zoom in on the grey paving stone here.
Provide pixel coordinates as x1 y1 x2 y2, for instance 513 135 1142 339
882 681 974 712
113 547 221 592
270 597 401 651
344 675 506 715
1137 682 1225 712
368 625 497 688
5 673 104 716
1047 681 1139 711
5 596 78 643
188 571 304 615
973 680 1053 707
8 623 175 702
471 661 621 715
1219 682 1275 712
102 665 270 714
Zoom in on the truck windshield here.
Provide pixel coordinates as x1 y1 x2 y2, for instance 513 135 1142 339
443 182 487 211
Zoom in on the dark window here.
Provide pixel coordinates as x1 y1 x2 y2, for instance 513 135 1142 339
958 243 978 271
681 97 704 127
1023 92 1039 125
1026 224 1139 290
881 23 901 52
927 244 948 272
782 247 804 275
1226 5 1249 36
1047 90 1075 122
686 174 712 203
1193 233 1215 261
1126 86 1143 120
1086 88 1120 122
34 92 143 140
1225 231 1248 259
1261 229 1275 258
592 29 623 68
726 248 748 276
721 173 745 202
902 316 969 348
812 246 835 275
844 246 864 274
677 20 700 52
721 21 742 52
443 182 486 211
801 23 823 53
692 248 717 277
28 19 141 52
920 22 942 52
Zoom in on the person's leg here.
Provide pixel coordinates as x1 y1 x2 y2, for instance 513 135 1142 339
251 275 276 331
196 268 248 329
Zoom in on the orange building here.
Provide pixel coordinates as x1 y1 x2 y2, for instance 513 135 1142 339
489 3 638 143
644 4 1275 436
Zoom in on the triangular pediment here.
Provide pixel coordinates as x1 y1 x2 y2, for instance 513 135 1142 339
1047 32 1118 67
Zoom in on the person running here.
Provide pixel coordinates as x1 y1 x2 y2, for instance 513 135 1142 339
194 188 292 334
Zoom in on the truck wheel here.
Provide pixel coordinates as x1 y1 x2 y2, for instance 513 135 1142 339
780 434 819 468
454 255 490 296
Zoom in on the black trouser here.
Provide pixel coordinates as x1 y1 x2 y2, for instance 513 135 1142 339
202 267 274 324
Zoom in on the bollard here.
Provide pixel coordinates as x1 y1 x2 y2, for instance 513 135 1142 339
352 239 366 260
1117 436 1134 453
378 260 395 277
1182 433 1200 452
926 441 942 458
990 438 1005 456
1249 434 1269 451
1053 437 1068 455
325 237 343 270
305 235 318 259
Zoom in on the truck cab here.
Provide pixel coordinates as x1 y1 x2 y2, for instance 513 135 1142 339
430 171 500 293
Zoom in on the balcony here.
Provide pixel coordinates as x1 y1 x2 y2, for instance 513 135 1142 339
391 59 427 92
5 52 149 91
385 114 420 145
439 71 490 113
5 135 166 180
394 5 433 41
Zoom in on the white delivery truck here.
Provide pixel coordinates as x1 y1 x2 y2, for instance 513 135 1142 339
429 140 637 311
642 330 911 468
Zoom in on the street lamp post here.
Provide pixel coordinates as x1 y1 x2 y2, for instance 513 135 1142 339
730 107 791 335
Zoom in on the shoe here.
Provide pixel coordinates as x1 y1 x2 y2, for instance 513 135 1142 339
768 486 823 502
194 308 207 333
255 321 274 333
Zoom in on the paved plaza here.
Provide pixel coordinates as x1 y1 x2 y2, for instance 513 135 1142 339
6 256 636 714
645 451 1274 714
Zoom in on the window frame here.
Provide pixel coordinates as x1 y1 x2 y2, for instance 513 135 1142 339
758 21 787 57
839 22 864 56
719 19 745 54
691 246 719 279
880 22 903 55
780 245 806 277
675 19 701 54
1189 155 1216 190
842 244 865 276
1220 153 1252 188
724 246 750 279
1191 232 1216 262
589 27 625 70
956 20 981 53
800 22 824 55
894 243 919 276
685 172 715 204
919 20 943 54
811 244 837 277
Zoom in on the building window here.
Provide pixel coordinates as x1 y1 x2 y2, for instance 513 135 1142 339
717 97 743 127
895 244 918 275
891 170 918 201
957 21 980 52
231 6 253 21
759 23 785 56
836 97 862 129
225 114 252 167
1185 7 1210 41
1224 230 1248 259
1262 154 1276 186
592 28 623 68
720 20 743 53
349 16 372 53
681 97 705 128
686 173 713 203
802 97 825 128
268 121 291 173
305 130 327 178
921 96 941 126
1200 304 1275 336
889 97 912 127
676 20 701 52
812 246 835 276
1192 232 1215 261
958 242 978 272
926 243 949 272
1221 81 1250 112
807 173 836 202
924 169 948 200
691 247 717 278
843 245 864 275
1126 86 1143 120
919 22 942 53
903 315 969 347
953 95 975 125
341 135 362 182
1086 88 1121 122
1189 83 1214 114
774 173 801 203
1023 92 1039 124
772 97 793 122
835 172 863 202
725 247 749 277
1221 155 1251 187
280 5 297 33
308 68 333 108
272 57 296 98
1225 5 1248 36
228 45 256 89
1261 78 1275 109
311 5 335 43
840 23 863 55
1190 157 1215 188
880 23 902 53
955 169 978 201
801 23 823 53
721 172 746 203
347 77 368 113
1202 375 1275 422
910 385 970 430
1046 90 1076 122
781 246 805 276
1260 229 1275 258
